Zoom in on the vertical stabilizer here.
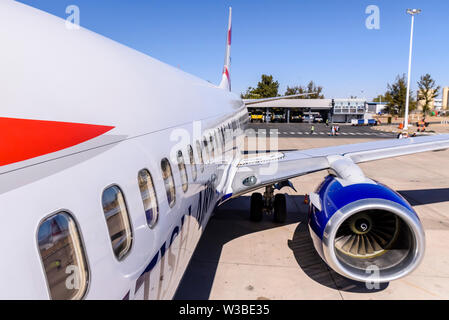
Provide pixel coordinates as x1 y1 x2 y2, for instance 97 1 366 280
219 7 232 91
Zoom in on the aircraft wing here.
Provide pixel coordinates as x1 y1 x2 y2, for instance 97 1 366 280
229 134 449 197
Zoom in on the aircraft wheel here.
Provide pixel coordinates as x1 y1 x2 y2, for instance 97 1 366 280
273 194 287 223
250 193 263 222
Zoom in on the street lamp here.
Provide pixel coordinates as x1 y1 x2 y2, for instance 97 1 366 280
404 8 421 131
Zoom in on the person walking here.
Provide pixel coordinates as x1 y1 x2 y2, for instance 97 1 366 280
331 125 335 136
311 125 315 134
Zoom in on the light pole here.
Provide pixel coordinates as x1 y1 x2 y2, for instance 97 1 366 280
404 8 421 131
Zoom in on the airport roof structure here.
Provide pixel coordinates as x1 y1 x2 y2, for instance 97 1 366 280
247 98 369 110
247 98 333 109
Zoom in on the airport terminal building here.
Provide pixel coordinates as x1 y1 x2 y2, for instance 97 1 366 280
247 98 371 123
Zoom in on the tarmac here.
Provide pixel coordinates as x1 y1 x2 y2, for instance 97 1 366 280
246 122 396 138
175 134 449 300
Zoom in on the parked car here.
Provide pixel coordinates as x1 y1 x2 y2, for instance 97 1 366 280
351 119 378 126
272 112 285 123
303 115 314 123
290 113 302 123
250 111 264 123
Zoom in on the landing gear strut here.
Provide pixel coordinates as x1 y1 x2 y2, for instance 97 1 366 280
250 185 287 223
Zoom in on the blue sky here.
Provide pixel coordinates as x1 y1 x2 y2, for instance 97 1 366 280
18 0 449 100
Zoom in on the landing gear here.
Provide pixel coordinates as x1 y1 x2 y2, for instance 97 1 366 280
250 193 263 222
273 194 287 223
249 185 288 223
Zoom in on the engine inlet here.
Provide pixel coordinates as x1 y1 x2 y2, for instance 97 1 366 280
322 199 425 283
335 210 400 259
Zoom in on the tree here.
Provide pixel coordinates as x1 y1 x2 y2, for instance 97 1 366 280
373 94 386 103
417 74 440 115
285 85 305 96
383 74 416 116
241 74 279 99
284 81 324 99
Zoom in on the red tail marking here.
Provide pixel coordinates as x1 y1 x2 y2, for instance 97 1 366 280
224 66 230 80
0 117 114 166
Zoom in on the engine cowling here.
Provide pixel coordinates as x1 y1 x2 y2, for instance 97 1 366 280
309 175 425 283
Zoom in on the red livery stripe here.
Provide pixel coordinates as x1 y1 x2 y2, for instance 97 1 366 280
0 117 114 166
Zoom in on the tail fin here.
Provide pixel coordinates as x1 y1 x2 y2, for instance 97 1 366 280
219 7 232 91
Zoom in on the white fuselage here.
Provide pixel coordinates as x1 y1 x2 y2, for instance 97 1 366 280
0 1 248 299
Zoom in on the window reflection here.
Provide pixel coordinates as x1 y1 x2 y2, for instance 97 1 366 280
221 127 226 149
196 141 204 173
215 130 221 157
161 158 176 207
177 150 188 192
38 212 89 300
187 145 197 182
203 138 210 164
102 186 133 260
209 135 215 158
138 169 159 228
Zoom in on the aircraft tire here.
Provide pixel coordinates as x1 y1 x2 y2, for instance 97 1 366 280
250 193 263 222
273 194 287 223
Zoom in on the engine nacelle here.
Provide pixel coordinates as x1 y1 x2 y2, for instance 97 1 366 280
309 175 425 283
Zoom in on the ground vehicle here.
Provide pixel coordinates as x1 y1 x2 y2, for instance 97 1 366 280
290 112 302 123
271 112 285 123
351 119 378 126
313 116 323 123
415 120 430 132
250 111 264 123
303 115 314 123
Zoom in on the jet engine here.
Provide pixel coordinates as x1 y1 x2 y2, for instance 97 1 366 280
308 173 425 283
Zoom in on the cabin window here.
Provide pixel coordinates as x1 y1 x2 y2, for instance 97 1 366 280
221 127 226 149
37 212 89 300
161 158 176 207
214 130 221 156
196 141 204 173
138 169 159 228
177 150 188 192
188 145 197 181
102 186 133 260
203 138 210 164
209 135 215 158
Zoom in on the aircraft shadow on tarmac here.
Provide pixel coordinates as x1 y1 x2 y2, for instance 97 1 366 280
175 194 390 300
286 195 388 294
398 188 449 206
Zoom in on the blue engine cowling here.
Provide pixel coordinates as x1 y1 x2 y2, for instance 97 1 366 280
308 175 425 283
